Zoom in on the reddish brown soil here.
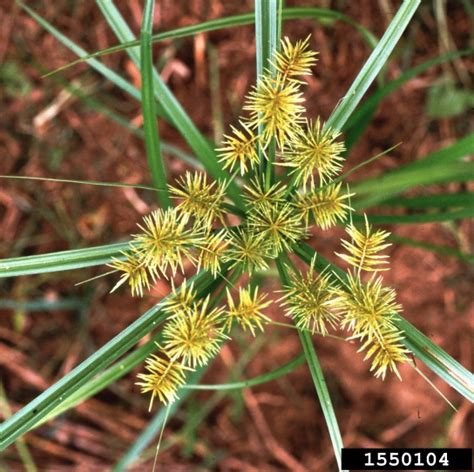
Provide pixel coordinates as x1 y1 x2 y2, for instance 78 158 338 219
1 1 472 471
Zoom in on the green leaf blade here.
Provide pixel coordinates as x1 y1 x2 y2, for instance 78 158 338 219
0 242 129 278
326 0 421 132
140 0 171 207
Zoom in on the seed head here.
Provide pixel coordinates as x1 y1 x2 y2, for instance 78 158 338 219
162 297 228 368
295 183 353 230
136 353 192 409
336 215 391 273
272 35 318 80
244 75 305 148
132 208 201 277
161 278 198 317
244 176 287 211
281 117 345 187
247 202 307 257
225 227 271 275
334 272 407 379
197 230 229 277
170 171 227 229
281 259 340 335
225 286 272 335
109 250 156 297
218 122 260 175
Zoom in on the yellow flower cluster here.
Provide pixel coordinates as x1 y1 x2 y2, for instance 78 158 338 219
106 36 408 406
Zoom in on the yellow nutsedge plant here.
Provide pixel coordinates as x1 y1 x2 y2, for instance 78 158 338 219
160 279 198 317
333 215 407 379
133 207 202 277
272 35 319 82
196 229 229 277
106 36 410 408
109 249 155 298
247 201 307 257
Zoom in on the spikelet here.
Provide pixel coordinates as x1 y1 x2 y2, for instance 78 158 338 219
160 278 198 317
225 227 271 275
225 286 272 335
136 353 192 409
218 122 260 175
197 230 229 277
244 74 305 147
132 208 201 277
243 176 287 210
336 214 391 273
357 326 408 380
162 296 228 368
335 272 407 379
281 258 340 335
281 117 345 188
108 250 156 297
272 35 318 81
170 171 227 229
247 202 307 257
295 183 353 229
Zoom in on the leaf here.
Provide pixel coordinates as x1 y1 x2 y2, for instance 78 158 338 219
0 242 129 278
140 0 171 207
354 207 474 225
326 0 421 131
255 0 282 185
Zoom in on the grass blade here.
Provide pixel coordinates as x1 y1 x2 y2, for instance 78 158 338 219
294 243 472 400
255 0 280 78
43 337 161 423
0 175 159 192
97 0 245 209
276 257 345 472
326 0 421 131
18 2 160 118
0 242 129 277
140 0 170 207
255 0 282 185
394 316 474 402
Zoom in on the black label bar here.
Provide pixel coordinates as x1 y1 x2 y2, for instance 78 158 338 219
341 448 472 470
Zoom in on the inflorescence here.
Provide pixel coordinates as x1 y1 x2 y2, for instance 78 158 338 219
109 36 408 407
